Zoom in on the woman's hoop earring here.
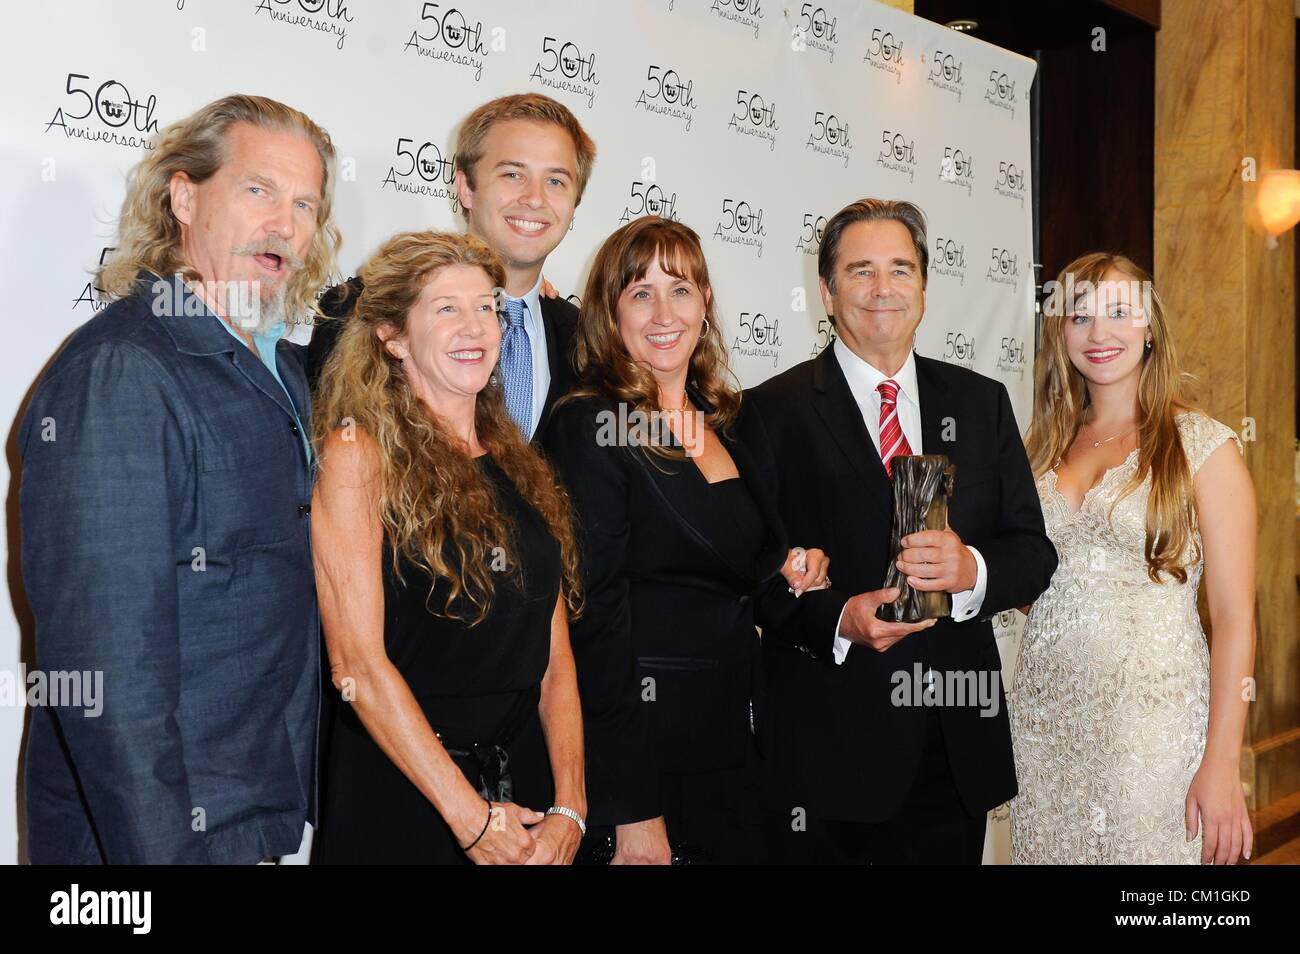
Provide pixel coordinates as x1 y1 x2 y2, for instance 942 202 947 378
700 318 710 339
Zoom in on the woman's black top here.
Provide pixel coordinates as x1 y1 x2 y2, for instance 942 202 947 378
542 393 841 828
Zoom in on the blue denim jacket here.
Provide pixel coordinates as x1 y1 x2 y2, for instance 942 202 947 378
20 272 319 864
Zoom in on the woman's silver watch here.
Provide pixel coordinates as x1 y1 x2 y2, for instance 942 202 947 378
546 806 586 835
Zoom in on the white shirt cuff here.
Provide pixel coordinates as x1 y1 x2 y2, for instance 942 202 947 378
832 603 852 665
834 546 986 664
949 546 987 621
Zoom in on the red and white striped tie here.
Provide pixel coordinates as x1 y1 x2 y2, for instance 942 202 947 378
877 379 913 477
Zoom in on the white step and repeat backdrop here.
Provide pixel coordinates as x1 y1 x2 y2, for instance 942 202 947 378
0 0 1037 863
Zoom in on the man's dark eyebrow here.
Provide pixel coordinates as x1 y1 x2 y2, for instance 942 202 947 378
493 159 573 179
843 257 916 271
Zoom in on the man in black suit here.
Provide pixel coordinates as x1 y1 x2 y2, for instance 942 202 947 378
308 93 595 442
745 198 1057 864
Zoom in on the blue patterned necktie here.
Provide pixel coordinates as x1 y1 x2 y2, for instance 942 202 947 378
499 297 533 438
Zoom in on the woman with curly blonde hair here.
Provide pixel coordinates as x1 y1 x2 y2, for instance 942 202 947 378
311 230 585 865
1010 252 1256 865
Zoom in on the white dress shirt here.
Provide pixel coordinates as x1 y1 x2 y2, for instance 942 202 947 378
513 276 552 441
830 339 988 664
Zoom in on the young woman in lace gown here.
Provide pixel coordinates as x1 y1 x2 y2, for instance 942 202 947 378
1009 252 1256 865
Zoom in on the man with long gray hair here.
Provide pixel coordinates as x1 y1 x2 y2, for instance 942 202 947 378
19 94 341 863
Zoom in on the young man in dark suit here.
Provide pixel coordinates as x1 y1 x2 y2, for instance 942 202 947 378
308 94 595 443
745 198 1057 864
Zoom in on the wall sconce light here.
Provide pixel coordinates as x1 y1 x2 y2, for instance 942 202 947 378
1257 169 1300 248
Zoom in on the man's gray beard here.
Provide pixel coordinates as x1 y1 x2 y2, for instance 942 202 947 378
227 279 291 336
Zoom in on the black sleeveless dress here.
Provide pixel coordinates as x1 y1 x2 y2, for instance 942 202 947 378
315 455 562 864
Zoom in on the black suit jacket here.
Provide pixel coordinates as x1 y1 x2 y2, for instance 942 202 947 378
542 393 844 827
745 348 1057 824
305 278 578 443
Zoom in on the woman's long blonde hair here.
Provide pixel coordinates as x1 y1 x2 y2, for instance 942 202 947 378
566 216 741 452
1025 252 1199 583
312 231 581 624
98 94 342 321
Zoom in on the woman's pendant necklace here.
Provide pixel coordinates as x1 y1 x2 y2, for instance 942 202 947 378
1089 427 1136 449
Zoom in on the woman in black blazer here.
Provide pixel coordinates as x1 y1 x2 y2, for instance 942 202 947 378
544 217 844 864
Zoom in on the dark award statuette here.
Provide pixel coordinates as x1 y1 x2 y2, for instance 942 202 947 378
876 455 956 622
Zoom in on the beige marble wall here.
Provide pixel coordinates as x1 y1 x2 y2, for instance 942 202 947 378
1155 0 1298 812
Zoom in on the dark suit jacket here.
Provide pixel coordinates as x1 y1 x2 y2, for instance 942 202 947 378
305 278 578 443
542 392 844 827
20 272 319 863
744 348 1056 824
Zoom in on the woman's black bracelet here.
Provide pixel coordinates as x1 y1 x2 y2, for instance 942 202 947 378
464 800 493 852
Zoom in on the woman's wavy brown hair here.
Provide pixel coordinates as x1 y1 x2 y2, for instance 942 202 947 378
98 94 342 321
1025 252 1200 583
312 230 580 624
566 216 741 454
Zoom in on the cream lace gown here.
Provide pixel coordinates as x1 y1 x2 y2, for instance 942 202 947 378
1009 412 1242 864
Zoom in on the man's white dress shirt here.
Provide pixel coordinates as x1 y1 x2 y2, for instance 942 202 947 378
830 340 987 664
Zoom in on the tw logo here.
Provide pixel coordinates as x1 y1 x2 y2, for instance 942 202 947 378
808 112 851 146
987 71 1016 101
732 91 778 129
997 161 1025 190
878 131 915 164
415 4 486 53
929 50 964 85
716 200 765 236
866 27 903 62
799 4 837 41
639 65 695 108
863 27 904 83
943 332 976 362
619 181 678 224
940 147 973 181
934 237 966 269
541 37 597 81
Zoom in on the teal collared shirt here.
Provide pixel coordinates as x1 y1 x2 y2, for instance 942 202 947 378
219 318 312 462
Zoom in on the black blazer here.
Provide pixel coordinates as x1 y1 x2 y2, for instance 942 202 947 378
744 348 1057 824
532 294 578 442
542 392 844 827
305 278 578 443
